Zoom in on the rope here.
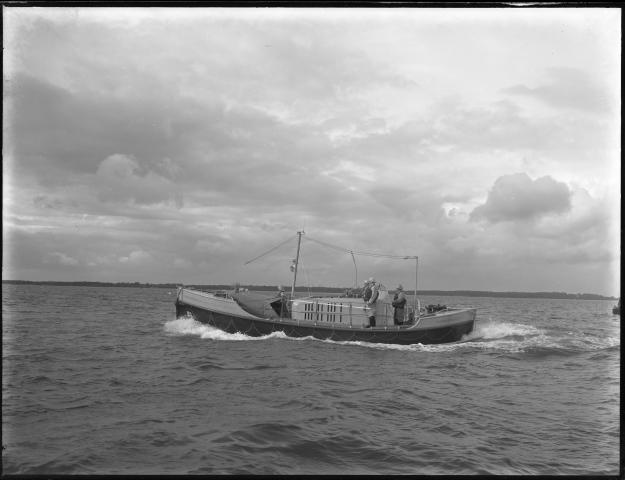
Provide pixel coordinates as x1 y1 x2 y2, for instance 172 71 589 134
304 236 417 260
243 234 298 265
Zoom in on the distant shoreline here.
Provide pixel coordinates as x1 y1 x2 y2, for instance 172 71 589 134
1 280 617 300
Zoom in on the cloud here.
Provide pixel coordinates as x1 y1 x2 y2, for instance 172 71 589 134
470 173 572 223
45 252 79 266
502 67 610 113
5 73 212 184
96 154 182 206
119 250 153 264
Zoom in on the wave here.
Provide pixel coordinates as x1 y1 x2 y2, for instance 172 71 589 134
472 320 543 339
299 321 546 353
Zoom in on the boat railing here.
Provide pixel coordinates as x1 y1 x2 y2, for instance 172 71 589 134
289 298 371 326
288 298 420 327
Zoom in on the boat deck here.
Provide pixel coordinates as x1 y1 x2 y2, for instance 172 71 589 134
178 288 475 330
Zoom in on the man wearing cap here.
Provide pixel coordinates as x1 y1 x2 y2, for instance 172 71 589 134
392 284 407 325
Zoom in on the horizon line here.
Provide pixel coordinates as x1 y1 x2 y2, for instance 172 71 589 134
1 279 618 299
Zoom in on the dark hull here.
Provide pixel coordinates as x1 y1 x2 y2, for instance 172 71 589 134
176 300 475 345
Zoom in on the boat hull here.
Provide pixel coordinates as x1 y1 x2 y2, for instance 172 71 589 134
175 289 476 345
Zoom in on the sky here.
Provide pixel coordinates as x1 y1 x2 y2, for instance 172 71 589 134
2 7 621 296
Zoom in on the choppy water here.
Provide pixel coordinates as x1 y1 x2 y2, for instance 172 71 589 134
2 284 620 475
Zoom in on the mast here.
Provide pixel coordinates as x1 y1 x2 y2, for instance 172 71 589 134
291 230 304 297
350 250 358 288
414 256 419 312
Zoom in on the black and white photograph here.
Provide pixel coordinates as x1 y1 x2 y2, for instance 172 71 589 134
2 5 620 475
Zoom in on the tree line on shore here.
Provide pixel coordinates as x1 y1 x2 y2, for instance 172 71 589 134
2 280 616 300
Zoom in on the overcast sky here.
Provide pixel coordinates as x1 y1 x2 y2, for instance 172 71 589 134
3 7 621 296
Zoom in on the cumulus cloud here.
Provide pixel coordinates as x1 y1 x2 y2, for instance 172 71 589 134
6 73 210 184
470 173 572 223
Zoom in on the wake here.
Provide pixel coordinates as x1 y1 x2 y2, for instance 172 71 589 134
163 317 618 354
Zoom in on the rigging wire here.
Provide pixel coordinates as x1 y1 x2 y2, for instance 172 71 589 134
242 233 417 298
298 255 313 297
304 235 417 260
243 234 298 265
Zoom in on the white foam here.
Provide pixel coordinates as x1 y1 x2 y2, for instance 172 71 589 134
164 317 291 341
473 319 543 339
559 332 621 352
355 320 548 353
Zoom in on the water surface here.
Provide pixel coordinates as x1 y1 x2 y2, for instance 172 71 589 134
2 285 619 474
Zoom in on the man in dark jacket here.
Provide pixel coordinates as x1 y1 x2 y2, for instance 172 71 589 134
392 284 407 325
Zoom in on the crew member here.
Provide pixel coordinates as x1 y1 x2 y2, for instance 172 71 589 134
277 285 288 317
366 278 379 327
392 284 407 325
362 278 373 302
